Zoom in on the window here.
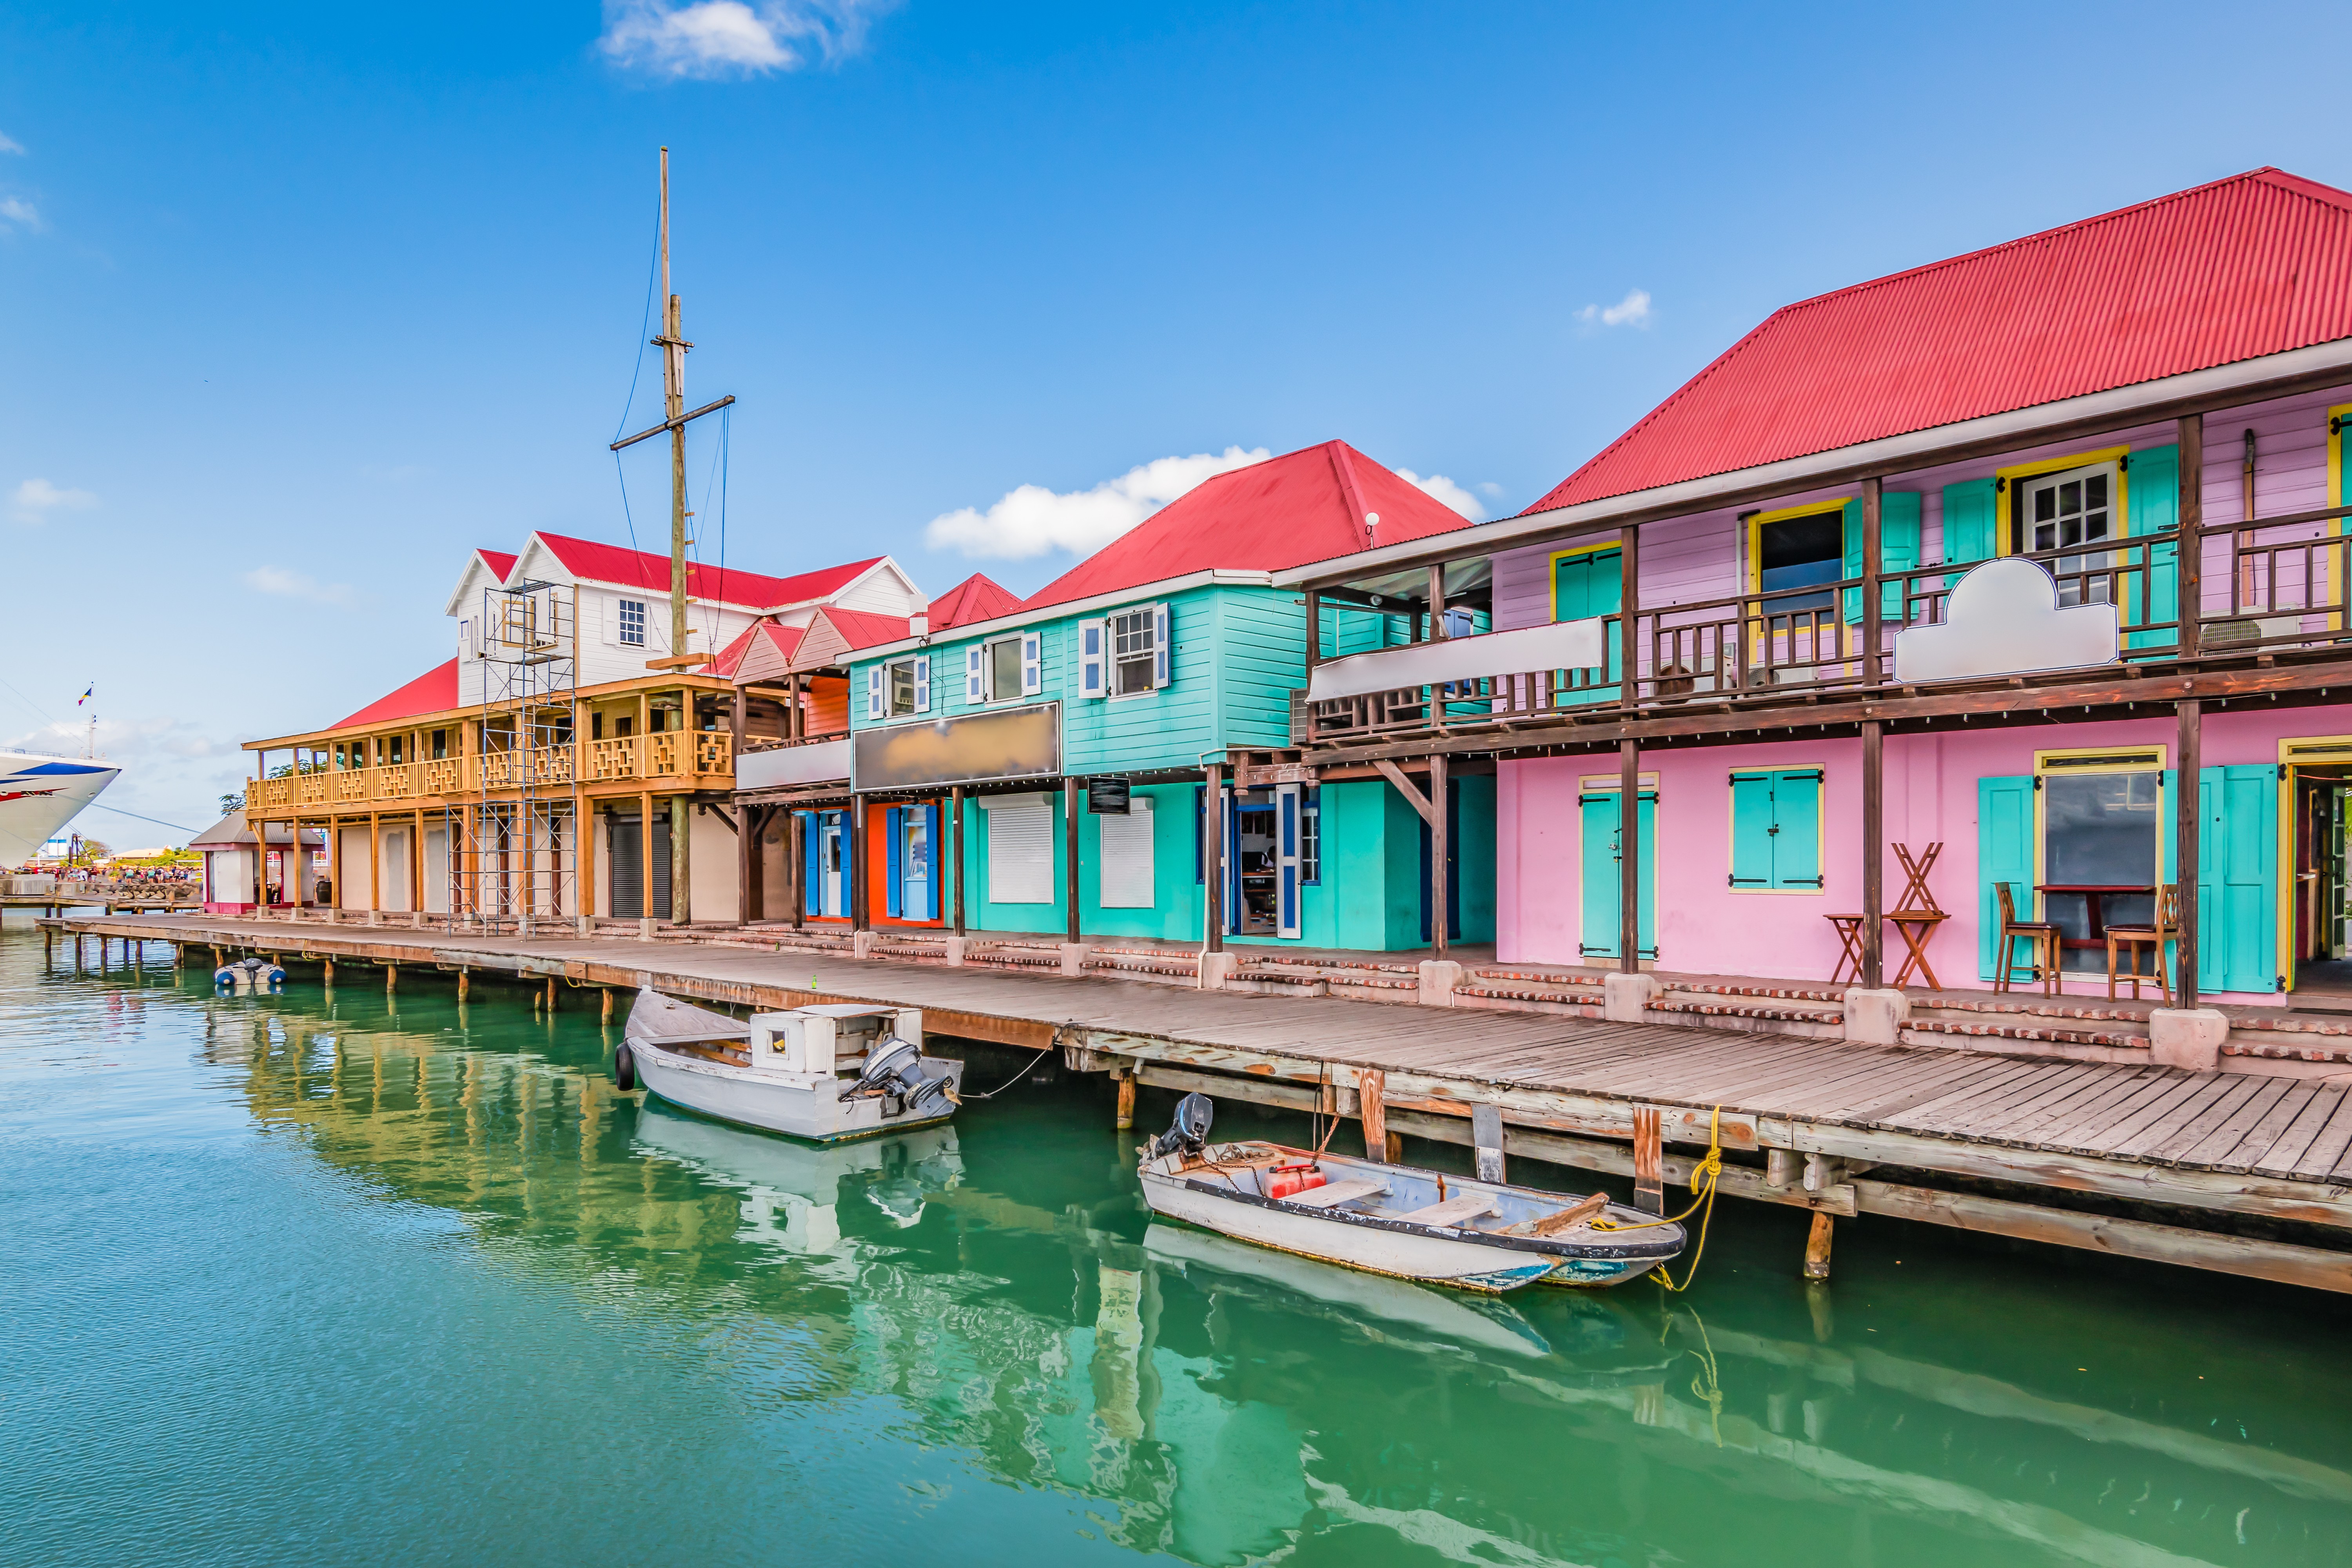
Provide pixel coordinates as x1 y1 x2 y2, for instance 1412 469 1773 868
1755 509 1844 612
1300 788 1321 884
617 599 646 647
890 660 916 714
2023 463 2115 554
1112 606 1156 695
987 636 1024 701
430 730 448 760
1728 768 1822 891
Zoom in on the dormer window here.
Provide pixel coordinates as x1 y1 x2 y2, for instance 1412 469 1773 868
618 599 647 647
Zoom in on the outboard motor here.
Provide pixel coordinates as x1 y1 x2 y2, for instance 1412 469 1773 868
1148 1093 1215 1161
838 1035 951 1118
213 956 285 994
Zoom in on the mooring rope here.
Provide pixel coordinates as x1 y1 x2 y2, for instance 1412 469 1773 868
1590 1105 1724 1294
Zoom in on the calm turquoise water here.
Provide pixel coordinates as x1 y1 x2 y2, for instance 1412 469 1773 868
5 919 2352 1567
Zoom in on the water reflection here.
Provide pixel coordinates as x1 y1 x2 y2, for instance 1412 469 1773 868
59 968 2352 1565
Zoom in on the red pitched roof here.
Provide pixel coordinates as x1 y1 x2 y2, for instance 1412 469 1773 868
1532 168 2352 512
335 659 459 729
821 608 916 652
477 548 517 582
929 572 1022 629
531 531 883 610
1022 441 1475 609
707 618 805 678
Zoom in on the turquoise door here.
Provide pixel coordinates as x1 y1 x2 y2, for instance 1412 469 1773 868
2165 765 2279 994
1978 776 2037 982
1579 786 1656 959
1553 549 1621 705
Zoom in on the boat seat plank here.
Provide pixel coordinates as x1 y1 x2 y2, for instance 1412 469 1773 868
1394 1194 1498 1228
1279 1178 1390 1209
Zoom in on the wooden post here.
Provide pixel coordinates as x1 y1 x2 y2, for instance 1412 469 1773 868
2177 699 2201 1009
1427 566 1446 636
386 961 397 994
1619 524 1639 708
580 801 599 926
1303 588 1322 744
322 954 332 987
1429 753 1450 956
2179 414 2205 664
1618 738 1640 971
368 812 381 917
1359 1068 1390 1162
1804 1211 1835 1280
1471 1103 1504 1183
737 797 756 926
1064 775 1082 944
601 986 615 1020
457 968 468 1002
788 672 802 740
638 788 655 932
1862 719 1884 989
1633 1105 1663 1214
1203 760 1225 953
950 785 966 936
789 809 806 930
1114 1071 1136 1130
1861 475 1884 686
546 976 556 1011
409 809 423 923
848 795 865 931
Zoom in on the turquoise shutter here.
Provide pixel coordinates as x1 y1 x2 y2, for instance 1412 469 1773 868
1842 495 1920 622
2126 444 2179 651
1580 789 1620 956
1729 773 1774 887
1978 776 2036 982
884 806 904 918
802 811 821 917
1774 769 1823 888
1634 790 1657 957
1942 478 1998 566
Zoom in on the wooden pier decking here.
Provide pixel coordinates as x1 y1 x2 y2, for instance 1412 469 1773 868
39 909 2352 1294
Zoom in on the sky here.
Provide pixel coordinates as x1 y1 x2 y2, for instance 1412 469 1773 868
5 0 2351 843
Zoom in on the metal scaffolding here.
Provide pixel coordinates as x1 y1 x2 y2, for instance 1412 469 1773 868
447 578 576 933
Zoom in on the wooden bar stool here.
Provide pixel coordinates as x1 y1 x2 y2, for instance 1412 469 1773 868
1992 881 2061 996
2105 884 2179 1004
1825 914 1866 986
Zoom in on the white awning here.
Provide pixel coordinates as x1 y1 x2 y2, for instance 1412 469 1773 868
1307 619 1608 703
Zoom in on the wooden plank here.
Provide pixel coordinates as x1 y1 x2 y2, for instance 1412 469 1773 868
2036 1067 2207 1152
2104 1076 2257 1161
1887 1061 2074 1134
2207 1080 2319 1174
1842 1058 2029 1124
1283 1178 1389 1209
2071 1071 2219 1155
2141 1076 2272 1165
1394 1194 1497 1227
2003 1066 2168 1148
2172 1076 2298 1168
1962 1065 2121 1140
2251 1084 2348 1177
1965 1064 2140 1144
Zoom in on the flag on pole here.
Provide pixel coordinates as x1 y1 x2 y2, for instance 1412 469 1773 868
77 684 92 706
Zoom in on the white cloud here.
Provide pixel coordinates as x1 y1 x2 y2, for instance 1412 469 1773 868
926 446 1272 561
11 478 95 525
1393 469 1487 523
0 197 42 233
599 0 891 77
1576 288 1652 329
244 566 356 606
0 132 23 155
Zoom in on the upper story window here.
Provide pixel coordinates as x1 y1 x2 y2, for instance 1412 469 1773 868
988 636 1024 700
430 730 448 760
870 655 931 718
1111 608 1157 695
966 633 1042 703
1078 605 1170 698
2022 463 2115 554
1755 507 1844 612
618 599 647 647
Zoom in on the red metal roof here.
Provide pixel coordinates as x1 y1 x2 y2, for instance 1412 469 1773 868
820 607 916 652
1531 168 2352 512
334 659 460 729
531 531 883 610
1023 441 1475 609
706 618 806 678
477 548 518 583
929 572 1023 630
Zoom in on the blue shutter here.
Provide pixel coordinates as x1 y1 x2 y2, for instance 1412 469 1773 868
866 665 884 720
1978 776 2036 982
884 806 904 918
1773 769 1823 888
2126 444 2180 652
802 811 821 917
1020 632 1042 696
1942 478 1998 566
1729 773 1774 888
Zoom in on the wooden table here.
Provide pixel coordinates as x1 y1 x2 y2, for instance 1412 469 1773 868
2036 884 2156 968
1886 909 1950 989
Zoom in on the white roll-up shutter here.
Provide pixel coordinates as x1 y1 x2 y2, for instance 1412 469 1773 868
966 645 984 703
1099 796 1154 908
985 794 1053 904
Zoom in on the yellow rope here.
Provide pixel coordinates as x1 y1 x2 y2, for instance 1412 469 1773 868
1589 1105 1724 1294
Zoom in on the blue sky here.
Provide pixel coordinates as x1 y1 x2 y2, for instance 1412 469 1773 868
5 0 2350 841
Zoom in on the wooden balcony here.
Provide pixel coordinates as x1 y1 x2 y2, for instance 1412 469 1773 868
244 733 734 815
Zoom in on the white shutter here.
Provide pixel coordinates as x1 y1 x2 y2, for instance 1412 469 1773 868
1020 633 1042 696
458 618 474 660
913 655 929 713
867 665 884 719
1153 602 1171 687
603 594 619 647
966 645 985 704
1078 619 1105 698
1099 796 1154 908
985 795 1052 903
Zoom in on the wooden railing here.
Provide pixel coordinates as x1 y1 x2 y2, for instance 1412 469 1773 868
1294 512 2352 748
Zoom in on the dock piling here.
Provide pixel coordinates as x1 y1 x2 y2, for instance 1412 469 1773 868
1805 1212 1836 1281
1633 1106 1664 1214
457 969 468 1002
1114 1071 1135 1130
386 962 397 995
601 987 613 1022
1359 1069 1389 1162
1471 1103 1505 1184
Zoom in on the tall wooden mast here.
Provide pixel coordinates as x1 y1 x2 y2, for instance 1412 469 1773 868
657 146 690 657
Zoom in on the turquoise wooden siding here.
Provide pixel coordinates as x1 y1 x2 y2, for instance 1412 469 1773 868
1728 768 1822 890
1942 478 1997 565
2165 765 2279 995
1840 492 1920 621
1578 786 1655 959
959 791 1068 937
1978 775 2035 982
2125 444 2179 651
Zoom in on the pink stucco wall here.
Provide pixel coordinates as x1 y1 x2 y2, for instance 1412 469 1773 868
1497 705 2352 1000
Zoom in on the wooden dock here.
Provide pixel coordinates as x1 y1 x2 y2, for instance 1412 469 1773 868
45 909 2352 1294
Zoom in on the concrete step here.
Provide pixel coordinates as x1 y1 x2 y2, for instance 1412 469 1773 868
1651 996 1845 1026
1228 966 1329 997
965 946 1064 972
1908 1016 2152 1051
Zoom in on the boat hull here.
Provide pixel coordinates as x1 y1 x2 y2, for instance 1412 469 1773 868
629 1037 965 1144
0 753 120 866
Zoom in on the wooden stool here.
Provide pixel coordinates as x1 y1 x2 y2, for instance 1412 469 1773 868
1993 881 2061 996
2105 884 2179 1004
1826 914 1867 985
1886 910 1950 990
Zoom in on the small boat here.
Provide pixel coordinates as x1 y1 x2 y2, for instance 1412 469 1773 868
618 988 965 1144
1135 1094 1683 1293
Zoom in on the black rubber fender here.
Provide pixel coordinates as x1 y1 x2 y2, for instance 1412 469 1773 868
614 1044 637 1092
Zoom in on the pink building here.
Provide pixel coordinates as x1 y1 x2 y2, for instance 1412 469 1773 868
1287 168 2352 1007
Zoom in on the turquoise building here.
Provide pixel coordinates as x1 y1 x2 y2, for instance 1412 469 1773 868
842 440 1493 950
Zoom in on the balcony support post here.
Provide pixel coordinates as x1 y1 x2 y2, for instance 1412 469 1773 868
1303 588 1321 744
1430 752 1449 957
671 688 692 927
368 812 381 922
739 800 758 926
2179 414 2203 659
951 785 966 936
2177 699 2202 1011
1862 475 1884 686
1619 525 1639 709
1204 760 1225 954
849 793 866 933
639 788 655 937
1862 718 1884 989
789 673 802 740
1618 739 1639 973
789 808 806 931
1065 775 1083 944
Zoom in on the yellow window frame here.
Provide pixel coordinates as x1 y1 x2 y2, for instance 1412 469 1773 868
1547 537 1623 624
1744 498 1854 666
2275 732 2352 993
2029 743 2166 925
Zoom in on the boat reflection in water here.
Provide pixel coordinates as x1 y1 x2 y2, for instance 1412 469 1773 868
197 990 2352 1568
